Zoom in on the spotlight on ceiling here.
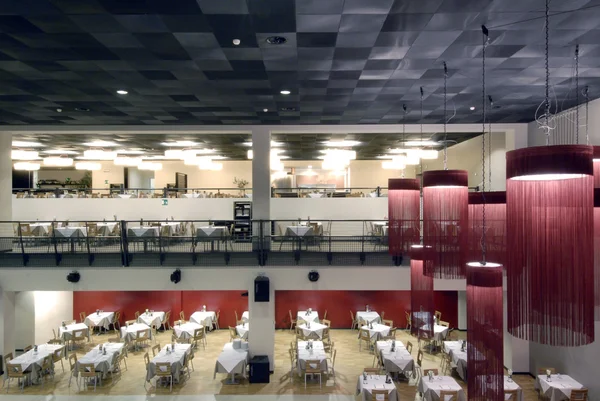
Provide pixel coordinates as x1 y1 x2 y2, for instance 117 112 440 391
470 106 476 111
12 141 43 147
232 39 241 45
266 36 287 45
280 90 291 95
116 90 128 95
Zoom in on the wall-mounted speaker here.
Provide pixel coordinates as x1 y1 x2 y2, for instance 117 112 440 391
254 276 269 302
308 271 320 282
66 271 80 283
170 269 181 284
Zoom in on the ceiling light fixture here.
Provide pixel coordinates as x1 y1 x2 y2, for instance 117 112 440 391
323 140 361 147
12 141 43 147
83 140 118 147
11 150 39 160
43 157 74 167
405 140 438 147
470 106 476 111
266 36 287 45
83 149 117 160
116 90 128 95
419 149 439 160
161 141 198 147
75 162 101 171
14 162 40 171
116 149 145 155
280 90 291 95
263 108 268 112
42 149 79 155
164 149 184 159
232 39 241 45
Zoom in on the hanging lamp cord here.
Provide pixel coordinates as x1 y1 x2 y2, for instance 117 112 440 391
488 95 493 190
481 25 488 264
575 44 580 144
402 104 407 178
544 0 551 145
443 62 448 170
585 86 589 145
420 87 424 178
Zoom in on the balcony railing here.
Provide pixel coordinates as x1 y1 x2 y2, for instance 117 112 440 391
0 219 401 268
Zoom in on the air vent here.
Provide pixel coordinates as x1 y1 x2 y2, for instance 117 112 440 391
266 36 287 45
75 107 90 112
280 107 296 112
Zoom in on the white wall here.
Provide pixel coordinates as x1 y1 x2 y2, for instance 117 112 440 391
457 291 467 330
349 160 417 189
127 168 154 190
38 169 86 183
0 289 15 357
154 160 252 191
33 291 73 346
91 161 125 191
14 292 35 350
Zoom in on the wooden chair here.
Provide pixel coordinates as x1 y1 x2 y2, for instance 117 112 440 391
213 310 220 330
79 311 86 323
372 389 389 401
135 311 140 319
179 310 185 321
68 354 77 387
40 354 55 385
406 341 413 354
23 345 32 352
51 346 65 372
193 327 207 349
288 349 297 380
108 352 122 381
434 310 442 322
363 367 380 374
71 329 87 350
380 311 385 320
321 327 331 341
78 362 101 391
161 311 171 331
5 363 30 392
418 331 433 354
439 390 458 400
323 310 328 320
229 326 239 342
134 329 149 351
322 319 331 327
405 311 412 331
107 328 122 343
289 310 297 331
143 353 151 389
304 359 322 388
328 349 337 378
359 328 372 352
439 320 450 328
382 319 394 327
111 311 121 331
350 310 358 330
181 353 192 380
155 362 173 392
441 353 453 375
188 347 195 372
504 389 519 400
424 368 438 376
125 319 136 327
415 350 424 379
151 344 161 357
383 327 397 340
570 389 588 400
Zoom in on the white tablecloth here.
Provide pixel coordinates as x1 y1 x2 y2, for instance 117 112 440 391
174 322 203 340
535 375 584 401
214 342 249 377
356 375 400 401
308 193 324 198
74 343 124 378
59 323 90 341
361 324 390 340
97 222 118 235
286 226 314 237
147 344 191 382
30 222 51 235
85 312 115 330
241 311 249 323
117 194 132 199
505 376 524 401
190 311 216 327
196 226 228 237
299 322 328 339
421 324 449 342
297 311 319 323
236 323 249 340
127 227 158 237
55 227 87 238
376 340 414 374
10 344 64 383
160 222 180 234
357 311 381 325
137 311 165 328
297 341 328 374
120 323 152 343
450 349 467 380
182 193 200 198
419 375 467 401
443 341 463 355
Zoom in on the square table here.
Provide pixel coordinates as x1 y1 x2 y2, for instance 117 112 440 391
74 343 124 379
286 226 314 237
120 323 152 343
117 194 132 199
160 222 181 235
356 311 381 325
196 227 229 251
190 311 216 328
535 374 584 401
443 341 463 355
505 376 524 401
236 323 249 340
127 227 158 237
214 341 249 383
376 340 414 376
299 322 328 340
356 374 400 401
54 227 87 238
241 311 249 323
297 341 328 376
96 222 118 236
59 323 90 341
418 375 467 401
297 310 319 324
361 324 390 340
174 322 203 341
29 222 52 236
422 324 450 342
146 343 191 383
11 344 65 383
137 311 165 328
450 349 467 381
85 311 115 331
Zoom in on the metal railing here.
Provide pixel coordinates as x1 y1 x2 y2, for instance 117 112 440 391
0 219 400 268
271 187 388 198
13 187 253 199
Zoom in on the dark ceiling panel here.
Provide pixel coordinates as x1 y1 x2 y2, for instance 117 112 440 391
0 0 596 125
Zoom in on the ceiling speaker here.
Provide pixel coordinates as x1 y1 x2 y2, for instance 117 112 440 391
66 271 80 283
308 271 320 282
170 269 181 284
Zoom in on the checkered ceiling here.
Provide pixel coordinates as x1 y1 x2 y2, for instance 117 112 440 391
0 0 598 125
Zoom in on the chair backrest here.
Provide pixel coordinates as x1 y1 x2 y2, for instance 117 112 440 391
79 363 96 377
570 389 588 400
322 327 330 339
162 311 169 323
114 311 121 323
52 347 63 362
323 309 328 320
6 363 23 377
434 310 442 321
380 311 385 320
73 329 86 340
504 389 519 400
305 359 321 374
144 352 150 367
350 310 355 321
135 311 140 319
322 319 331 327
229 326 237 338
179 310 185 320
215 310 220 322
136 329 147 340
363 367 380 374
538 367 557 375
155 362 172 375
439 390 458 401
152 344 161 357
68 353 77 370
406 341 413 354
417 350 423 367
424 368 438 376
359 328 370 341
125 319 136 326
194 327 205 340
372 389 389 401
288 310 293 321
387 328 397 338
79 312 86 322
439 320 450 328
382 319 394 327
4 352 13 365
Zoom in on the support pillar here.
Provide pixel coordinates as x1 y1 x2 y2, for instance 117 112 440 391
0 133 12 250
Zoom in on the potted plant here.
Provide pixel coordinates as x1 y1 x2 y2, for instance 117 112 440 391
233 177 249 197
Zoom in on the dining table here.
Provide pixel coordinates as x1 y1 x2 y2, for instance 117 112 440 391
356 374 400 401
356 311 381 325
59 323 90 342
236 323 249 340
376 340 415 376
174 322 203 341
195 226 229 251
298 322 328 340
10 344 65 383
190 311 216 328
29 222 52 236
214 340 249 384
96 222 118 236
418 375 467 401
535 374 584 401
137 311 165 328
85 311 115 331
73 343 124 379
127 226 158 252
146 343 191 383
297 340 328 376
297 310 319 324
361 323 391 340
505 376 524 401
120 323 152 344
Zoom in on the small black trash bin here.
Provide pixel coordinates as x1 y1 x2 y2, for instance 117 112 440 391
249 355 269 383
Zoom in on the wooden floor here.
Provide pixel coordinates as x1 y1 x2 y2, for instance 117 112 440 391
3 328 539 399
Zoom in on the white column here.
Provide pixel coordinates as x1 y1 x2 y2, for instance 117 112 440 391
247 275 275 371
0 133 12 249
0 288 16 357
457 291 467 330
14 292 35 350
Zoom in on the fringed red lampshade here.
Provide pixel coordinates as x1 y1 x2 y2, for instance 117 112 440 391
507 145 594 346
593 146 600 321
388 178 421 255
410 245 434 338
423 170 469 279
467 262 504 401
468 192 506 267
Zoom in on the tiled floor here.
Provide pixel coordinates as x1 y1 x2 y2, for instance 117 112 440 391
2 328 538 400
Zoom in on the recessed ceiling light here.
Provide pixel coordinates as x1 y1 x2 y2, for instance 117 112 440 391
42 149 79 155
83 140 118 147
266 36 287 45
322 140 361 147
117 149 145 155
75 107 90 112
280 107 296 111
160 141 198 147
116 90 128 95
263 108 268 112
280 90 291 95
404 140 438 147
232 39 241 46
470 106 475 111
308 165 312 169
12 140 43 147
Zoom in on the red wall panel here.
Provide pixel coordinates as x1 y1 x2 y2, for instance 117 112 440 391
275 290 458 329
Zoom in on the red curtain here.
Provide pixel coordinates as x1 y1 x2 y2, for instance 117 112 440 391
388 178 420 255
468 192 506 267
410 245 434 337
507 145 594 346
467 263 504 401
423 170 469 279
594 149 600 321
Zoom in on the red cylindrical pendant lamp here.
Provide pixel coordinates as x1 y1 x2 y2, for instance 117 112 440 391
468 191 506 268
506 144 594 346
423 170 469 279
410 244 434 338
593 146 600 321
388 178 421 255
